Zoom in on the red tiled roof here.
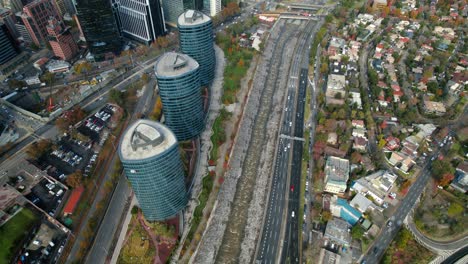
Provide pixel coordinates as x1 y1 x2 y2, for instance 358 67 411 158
399 37 410 43
63 186 84 215
391 84 401 91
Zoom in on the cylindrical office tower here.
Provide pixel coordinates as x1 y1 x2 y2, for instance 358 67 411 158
177 10 215 86
119 120 187 221
154 52 204 141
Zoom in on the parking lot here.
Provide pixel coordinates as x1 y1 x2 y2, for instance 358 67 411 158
77 104 115 142
25 179 66 217
22 220 68 264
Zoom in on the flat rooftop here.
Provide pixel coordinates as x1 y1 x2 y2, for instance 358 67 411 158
119 120 177 160
178 9 211 26
154 52 199 78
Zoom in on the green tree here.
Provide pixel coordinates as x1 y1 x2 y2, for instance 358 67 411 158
447 203 463 217
351 225 365 240
109 89 124 106
41 72 55 86
431 159 455 181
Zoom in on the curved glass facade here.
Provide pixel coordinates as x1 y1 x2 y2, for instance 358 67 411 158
119 121 187 221
178 11 215 86
155 53 204 141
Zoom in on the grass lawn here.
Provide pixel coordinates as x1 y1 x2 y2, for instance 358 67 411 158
118 216 155 264
0 208 38 263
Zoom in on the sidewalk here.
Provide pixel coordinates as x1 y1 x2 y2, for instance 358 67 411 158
109 195 136 263
171 44 225 261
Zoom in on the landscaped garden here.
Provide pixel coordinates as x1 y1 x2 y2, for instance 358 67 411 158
0 208 38 262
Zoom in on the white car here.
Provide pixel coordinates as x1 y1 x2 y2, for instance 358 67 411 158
291 211 295 218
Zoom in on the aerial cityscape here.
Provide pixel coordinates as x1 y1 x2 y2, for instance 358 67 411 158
0 0 466 264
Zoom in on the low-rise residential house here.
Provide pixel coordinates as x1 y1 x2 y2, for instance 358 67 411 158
330 196 362 225
352 120 365 129
423 100 447 116
352 128 366 138
353 137 368 152
389 152 414 173
350 92 363 109
324 156 350 194
326 74 346 105
417 82 427 91
318 248 341 264
433 26 455 40
361 155 376 171
446 80 463 95
324 217 352 247
324 146 347 158
451 162 468 193
328 132 338 145
385 136 400 151
351 170 398 205
350 193 376 213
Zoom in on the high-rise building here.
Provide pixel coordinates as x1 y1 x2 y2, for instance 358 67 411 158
75 0 121 60
203 0 220 16
15 11 32 43
161 0 203 26
47 17 77 60
21 0 61 46
112 0 166 44
178 10 215 86
0 0 24 13
0 22 19 64
0 8 19 39
154 52 204 141
52 0 68 17
119 120 188 221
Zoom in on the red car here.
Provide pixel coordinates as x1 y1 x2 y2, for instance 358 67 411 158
290 185 294 192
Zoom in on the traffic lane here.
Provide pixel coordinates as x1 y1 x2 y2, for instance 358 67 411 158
85 174 131 263
258 140 290 262
362 163 434 263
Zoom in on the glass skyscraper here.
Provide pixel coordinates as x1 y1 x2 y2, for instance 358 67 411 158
112 0 166 44
161 0 203 25
0 22 19 64
75 0 121 60
154 52 204 141
178 10 215 86
119 120 187 221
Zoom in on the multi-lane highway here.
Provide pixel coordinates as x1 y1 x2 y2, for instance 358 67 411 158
256 19 316 264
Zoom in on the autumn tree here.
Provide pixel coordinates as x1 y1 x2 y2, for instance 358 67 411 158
55 117 70 132
350 151 362 164
66 170 83 188
26 139 52 159
149 96 163 121
322 210 332 221
438 173 454 187
74 61 92 75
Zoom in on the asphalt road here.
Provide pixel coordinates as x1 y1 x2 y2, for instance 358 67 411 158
281 68 308 264
84 78 156 263
360 145 450 264
280 18 316 264
441 245 468 264
255 21 296 264
0 56 159 166
256 19 316 264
